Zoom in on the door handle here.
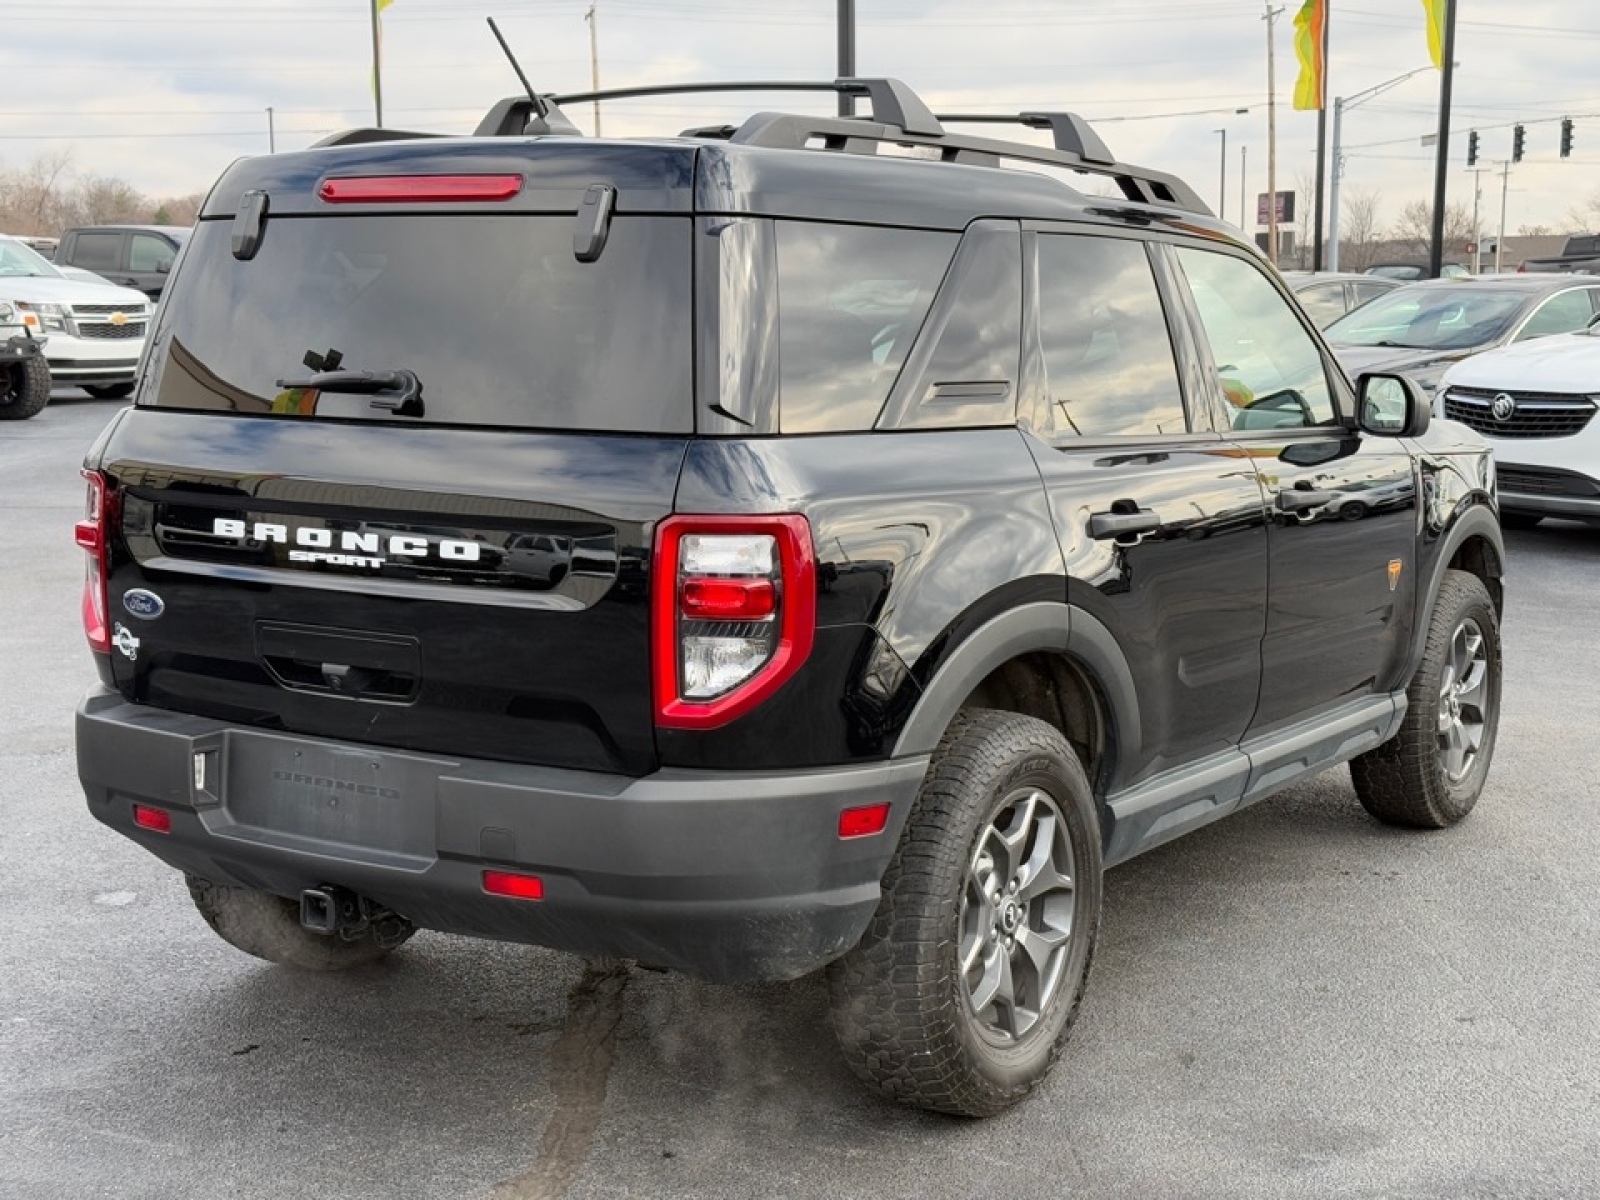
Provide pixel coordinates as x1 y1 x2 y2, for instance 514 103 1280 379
1277 488 1334 513
1089 507 1161 540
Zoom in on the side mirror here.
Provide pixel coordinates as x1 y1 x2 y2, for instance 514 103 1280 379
1356 372 1430 438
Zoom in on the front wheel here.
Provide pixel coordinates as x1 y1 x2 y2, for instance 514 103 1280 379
826 709 1102 1117
0 356 52 421
1350 569 1502 828
83 382 135 400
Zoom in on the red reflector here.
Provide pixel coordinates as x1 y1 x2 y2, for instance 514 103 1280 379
132 805 172 833
74 520 101 553
681 577 776 619
838 802 891 839
482 870 544 900
318 174 524 204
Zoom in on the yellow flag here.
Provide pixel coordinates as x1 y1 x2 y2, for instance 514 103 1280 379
1292 0 1326 111
1422 0 1446 69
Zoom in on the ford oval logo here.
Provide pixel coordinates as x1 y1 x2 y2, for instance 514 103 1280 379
122 589 165 620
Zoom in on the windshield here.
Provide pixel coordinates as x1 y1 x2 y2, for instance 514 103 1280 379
1324 286 1526 350
0 238 64 279
144 215 693 432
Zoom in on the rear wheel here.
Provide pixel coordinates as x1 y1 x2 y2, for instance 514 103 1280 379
827 709 1102 1117
1350 570 1501 828
83 382 135 400
186 875 414 970
0 356 51 421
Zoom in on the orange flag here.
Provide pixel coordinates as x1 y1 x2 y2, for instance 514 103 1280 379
1293 0 1327 111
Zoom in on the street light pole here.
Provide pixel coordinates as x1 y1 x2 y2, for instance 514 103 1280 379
1241 144 1248 240
1215 129 1228 222
266 106 276 153
1327 65 1435 271
837 0 856 117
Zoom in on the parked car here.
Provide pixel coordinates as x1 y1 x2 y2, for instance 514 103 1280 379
1324 275 1600 395
0 233 152 399
72 77 1504 1119
1516 233 1600 275
1283 270 1401 328
56 224 191 300
1365 262 1470 281
0 297 51 420
1437 322 1600 527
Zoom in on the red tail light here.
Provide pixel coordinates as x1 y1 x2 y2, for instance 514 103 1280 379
75 469 113 655
318 175 525 204
652 515 816 730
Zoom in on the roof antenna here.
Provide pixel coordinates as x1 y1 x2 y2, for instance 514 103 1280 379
487 17 548 119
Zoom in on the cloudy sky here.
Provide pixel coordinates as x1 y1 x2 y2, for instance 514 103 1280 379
4 0 1597 240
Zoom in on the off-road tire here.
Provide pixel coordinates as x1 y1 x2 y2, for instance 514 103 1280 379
826 709 1102 1117
1350 569 1501 828
83 382 135 400
186 874 414 970
0 356 51 421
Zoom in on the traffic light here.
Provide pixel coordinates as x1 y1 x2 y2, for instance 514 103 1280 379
1512 124 1526 163
1561 118 1574 158
1467 131 1479 167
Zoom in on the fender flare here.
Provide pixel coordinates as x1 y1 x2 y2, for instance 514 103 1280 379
892 602 1142 774
1405 502 1505 681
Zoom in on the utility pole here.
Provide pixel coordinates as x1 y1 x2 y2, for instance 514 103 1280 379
1215 128 1228 222
369 0 384 128
837 0 856 117
1312 2 1331 270
266 106 276 153
1496 161 1510 273
1427 0 1459 277
1469 167 1486 274
1241 144 1249 239
1264 3 1286 265
585 5 601 135
1328 97 1344 270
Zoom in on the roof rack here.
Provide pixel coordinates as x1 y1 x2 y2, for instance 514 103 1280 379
318 76 1210 218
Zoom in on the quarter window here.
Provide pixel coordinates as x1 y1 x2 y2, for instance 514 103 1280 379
1176 248 1336 430
1515 289 1597 341
1037 235 1188 437
71 232 122 272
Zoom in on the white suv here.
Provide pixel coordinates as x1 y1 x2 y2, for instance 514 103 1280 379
1438 325 1600 528
0 234 151 399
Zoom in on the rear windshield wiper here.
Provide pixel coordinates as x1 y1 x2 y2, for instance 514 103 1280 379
273 368 424 417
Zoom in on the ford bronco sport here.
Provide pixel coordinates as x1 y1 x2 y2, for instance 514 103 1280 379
74 77 1505 1117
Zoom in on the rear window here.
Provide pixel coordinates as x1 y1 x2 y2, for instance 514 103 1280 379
143 215 693 432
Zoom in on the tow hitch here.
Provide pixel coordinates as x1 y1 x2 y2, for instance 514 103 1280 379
299 885 413 948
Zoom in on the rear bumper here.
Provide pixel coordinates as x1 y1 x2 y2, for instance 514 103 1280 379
76 688 927 982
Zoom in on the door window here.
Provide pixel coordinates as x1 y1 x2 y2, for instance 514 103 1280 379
1176 248 1336 430
1514 288 1598 341
130 233 177 273
1036 235 1188 437
70 232 122 272
1294 282 1348 327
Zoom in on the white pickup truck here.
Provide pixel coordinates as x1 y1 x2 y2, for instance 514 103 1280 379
0 233 151 411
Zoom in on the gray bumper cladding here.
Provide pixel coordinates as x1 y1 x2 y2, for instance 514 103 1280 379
75 689 928 982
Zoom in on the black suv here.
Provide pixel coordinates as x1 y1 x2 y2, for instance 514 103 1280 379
73 78 1505 1117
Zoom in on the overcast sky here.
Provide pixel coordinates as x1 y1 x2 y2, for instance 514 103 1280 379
4 0 1597 240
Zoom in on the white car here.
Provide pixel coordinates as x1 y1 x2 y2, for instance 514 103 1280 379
1437 324 1600 527
0 234 151 399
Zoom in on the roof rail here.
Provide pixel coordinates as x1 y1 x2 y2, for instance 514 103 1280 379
311 127 440 148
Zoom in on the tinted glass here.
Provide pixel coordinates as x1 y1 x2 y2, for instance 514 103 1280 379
1514 288 1597 340
1352 281 1393 306
1038 235 1187 437
776 222 955 433
71 232 122 271
1294 282 1349 328
1324 285 1526 351
130 233 177 272
144 216 693 432
1176 247 1335 430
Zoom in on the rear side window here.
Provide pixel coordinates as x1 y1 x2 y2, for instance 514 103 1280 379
775 222 955 433
1037 235 1187 437
71 231 122 272
144 216 693 432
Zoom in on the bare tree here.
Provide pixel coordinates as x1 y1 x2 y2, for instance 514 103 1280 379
1339 187 1383 272
1516 223 1552 237
0 150 76 235
1389 199 1474 261
149 193 204 227
69 175 147 226
1566 193 1600 232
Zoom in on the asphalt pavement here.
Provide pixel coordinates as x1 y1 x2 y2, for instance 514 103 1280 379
2 397 1597 1199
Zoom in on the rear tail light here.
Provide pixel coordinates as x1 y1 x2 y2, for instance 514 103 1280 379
74 469 113 655
653 515 815 729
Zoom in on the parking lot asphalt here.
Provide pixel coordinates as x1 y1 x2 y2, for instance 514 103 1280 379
2 398 1597 1200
